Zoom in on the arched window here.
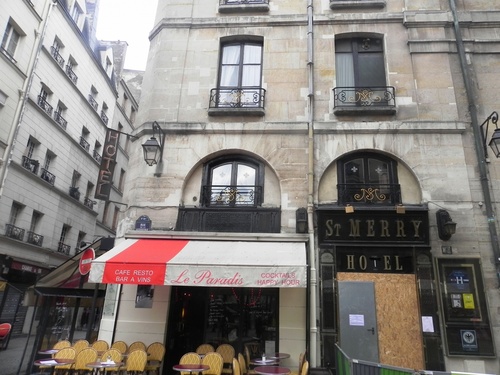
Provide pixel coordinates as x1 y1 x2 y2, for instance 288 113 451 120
202 156 264 207
337 153 401 205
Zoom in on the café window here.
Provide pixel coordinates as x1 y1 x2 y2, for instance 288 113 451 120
337 152 401 205
202 156 264 207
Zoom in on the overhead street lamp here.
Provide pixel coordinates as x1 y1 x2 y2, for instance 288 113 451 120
480 111 500 158
142 121 165 166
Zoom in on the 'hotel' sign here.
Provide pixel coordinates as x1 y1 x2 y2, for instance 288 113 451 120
95 128 120 201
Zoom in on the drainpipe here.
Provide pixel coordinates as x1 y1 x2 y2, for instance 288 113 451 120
449 0 500 284
0 0 58 197
306 0 318 367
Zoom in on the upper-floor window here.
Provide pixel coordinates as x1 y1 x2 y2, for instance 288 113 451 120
51 38 65 68
37 86 53 116
337 152 401 205
1 20 21 59
209 38 265 114
334 36 395 114
71 4 83 26
202 156 264 207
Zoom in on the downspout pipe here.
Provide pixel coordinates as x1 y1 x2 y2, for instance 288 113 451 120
0 0 58 197
449 0 500 284
306 0 318 367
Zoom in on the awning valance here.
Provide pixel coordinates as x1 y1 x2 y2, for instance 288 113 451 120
89 239 307 288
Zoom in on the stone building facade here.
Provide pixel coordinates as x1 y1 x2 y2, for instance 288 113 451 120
94 0 499 374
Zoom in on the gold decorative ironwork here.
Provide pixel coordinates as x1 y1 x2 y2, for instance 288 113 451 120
353 188 387 202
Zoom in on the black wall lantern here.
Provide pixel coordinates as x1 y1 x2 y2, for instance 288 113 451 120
142 121 165 166
480 111 500 158
436 209 457 241
296 207 308 234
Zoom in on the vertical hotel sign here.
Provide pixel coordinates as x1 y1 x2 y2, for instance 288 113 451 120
95 128 120 200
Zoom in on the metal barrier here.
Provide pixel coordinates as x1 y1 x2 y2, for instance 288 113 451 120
335 345 495 375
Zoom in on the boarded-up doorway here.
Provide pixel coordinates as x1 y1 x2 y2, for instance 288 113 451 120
337 273 424 369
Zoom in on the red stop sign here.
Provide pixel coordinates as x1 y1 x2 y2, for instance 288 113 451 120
79 248 95 275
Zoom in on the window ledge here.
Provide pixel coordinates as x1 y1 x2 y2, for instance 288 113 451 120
334 106 396 116
208 107 265 117
330 0 386 9
219 4 270 13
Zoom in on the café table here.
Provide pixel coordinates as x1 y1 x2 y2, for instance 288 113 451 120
86 361 124 375
33 358 75 375
37 349 59 356
173 363 210 375
254 366 291 375
250 358 278 366
268 353 290 361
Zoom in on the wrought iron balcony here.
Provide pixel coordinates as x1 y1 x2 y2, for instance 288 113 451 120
37 95 53 116
79 136 90 151
27 231 44 247
84 197 95 209
5 224 25 241
100 111 108 125
202 185 262 207
93 149 102 163
337 183 402 205
69 186 80 200
41 168 56 185
209 87 266 115
65 65 78 85
22 156 39 174
50 46 65 68
57 242 71 255
88 95 98 111
218 0 269 11
333 86 396 114
53 111 68 129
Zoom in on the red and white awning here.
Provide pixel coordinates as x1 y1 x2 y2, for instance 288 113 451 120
89 239 307 288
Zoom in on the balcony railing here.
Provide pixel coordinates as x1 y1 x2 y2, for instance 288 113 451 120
22 156 39 174
53 111 68 130
201 185 262 207
88 95 98 111
27 231 44 247
65 65 78 85
57 242 71 255
69 186 80 200
337 183 402 205
100 111 109 125
84 197 95 209
50 46 65 68
93 150 102 163
333 86 396 112
79 136 90 151
209 87 266 110
41 168 56 185
37 95 53 116
5 224 25 241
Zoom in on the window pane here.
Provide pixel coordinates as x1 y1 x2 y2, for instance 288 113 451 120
344 158 364 183
222 45 241 64
220 66 239 86
242 65 261 86
211 164 232 185
358 52 386 87
367 158 389 184
236 164 256 185
335 53 354 87
243 44 261 63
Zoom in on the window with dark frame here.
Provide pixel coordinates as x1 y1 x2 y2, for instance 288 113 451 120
1 21 20 58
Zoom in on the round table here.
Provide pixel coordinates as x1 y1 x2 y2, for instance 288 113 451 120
268 353 290 361
250 358 278 366
34 358 75 375
87 361 124 375
173 364 210 374
38 349 59 356
254 366 291 375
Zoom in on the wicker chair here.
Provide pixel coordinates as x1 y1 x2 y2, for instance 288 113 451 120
72 347 98 375
289 352 306 375
53 347 76 375
202 352 223 375
237 353 248 375
232 358 240 375
124 349 148 375
145 342 166 375
196 344 215 355
91 339 109 354
179 352 201 375
128 341 147 353
72 339 89 355
53 340 71 350
111 340 128 354
301 360 309 375
0 323 11 350
99 348 123 374
216 344 235 375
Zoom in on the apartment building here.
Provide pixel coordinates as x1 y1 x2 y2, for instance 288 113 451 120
0 0 136 334
88 0 499 374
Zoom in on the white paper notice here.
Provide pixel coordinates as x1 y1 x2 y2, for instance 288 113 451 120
421 316 434 333
349 314 365 326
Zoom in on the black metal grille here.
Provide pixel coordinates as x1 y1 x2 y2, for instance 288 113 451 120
202 185 262 207
337 183 401 205
5 224 25 241
209 87 265 109
333 86 395 108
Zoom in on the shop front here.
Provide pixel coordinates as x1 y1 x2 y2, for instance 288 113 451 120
89 235 309 373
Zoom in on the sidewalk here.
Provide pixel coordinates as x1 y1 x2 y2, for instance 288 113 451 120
0 334 37 375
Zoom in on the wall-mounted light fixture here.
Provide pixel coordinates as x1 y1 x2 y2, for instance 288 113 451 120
436 209 457 241
480 111 500 158
296 207 308 234
142 121 165 166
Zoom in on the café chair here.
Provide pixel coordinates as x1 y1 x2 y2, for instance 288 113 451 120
216 344 235 375
145 342 166 375
72 347 98 375
124 349 148 375
128 341 147 353
300 360 309 375
289 352 306 375
243 347 256 375
53 340 71 350
99 348 123 374
111 341 128 354
237 353 248 375
196 344 214 355
91 339 109 354
202 352 223 375
0 322 11 350
232 358 240 375
179 352 201 375
53 347 76 375
72 339 89 355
